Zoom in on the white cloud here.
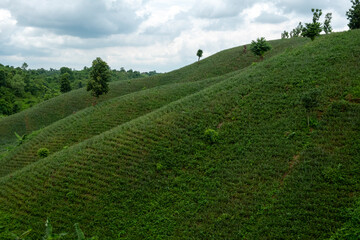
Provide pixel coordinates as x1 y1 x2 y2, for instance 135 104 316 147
0 0 353 72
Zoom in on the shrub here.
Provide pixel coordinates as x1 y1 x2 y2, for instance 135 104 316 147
37 148 50 158
204 129 219 144
250 37 272 60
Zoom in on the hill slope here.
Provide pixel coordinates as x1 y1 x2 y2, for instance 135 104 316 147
1 31 360 239
0 37 307 147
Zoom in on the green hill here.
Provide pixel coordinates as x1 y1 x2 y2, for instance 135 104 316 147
1 30 360 239
0 37 306 148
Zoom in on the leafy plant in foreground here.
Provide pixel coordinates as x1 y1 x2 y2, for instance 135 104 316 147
43 219 67 240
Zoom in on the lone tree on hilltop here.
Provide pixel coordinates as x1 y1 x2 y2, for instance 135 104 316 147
302 9 323 41
60 72 71 93
197 49 203 61
250 37 272 60
346 0 360 29
87 57 111 98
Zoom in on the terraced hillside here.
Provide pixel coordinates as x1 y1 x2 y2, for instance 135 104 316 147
1 30 360 239
0 37 307 148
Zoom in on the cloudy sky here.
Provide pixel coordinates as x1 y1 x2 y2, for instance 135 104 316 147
0 0 352 72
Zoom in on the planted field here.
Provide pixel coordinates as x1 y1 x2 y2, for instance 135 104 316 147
0 37 307 147
1 30 360 239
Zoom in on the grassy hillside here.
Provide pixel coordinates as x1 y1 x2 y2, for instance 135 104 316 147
0 37 307 147
0 77 225 178
1 30 360 239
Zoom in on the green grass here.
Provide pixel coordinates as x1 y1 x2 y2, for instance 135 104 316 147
1 31 360 239
0 37 307 148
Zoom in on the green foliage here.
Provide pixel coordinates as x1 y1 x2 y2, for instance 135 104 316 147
204 128 219 144
14 132 26 146
324 13 333 34
0 64 155 117
302 8 323 41
37 148 50 158
281 30 289 39
87 57 111 98
346 0 360 29
43 219 67 240
250 37 272 59
301 88 321 127
2 31 360 239
330 200 360 239
197 49 203 61
301 88 321 111
290 22 304 37
60 73 71 93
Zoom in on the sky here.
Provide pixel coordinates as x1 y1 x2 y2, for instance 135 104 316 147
0 0 352 72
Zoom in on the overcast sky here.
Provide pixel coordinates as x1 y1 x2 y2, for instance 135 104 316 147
0 0 352 72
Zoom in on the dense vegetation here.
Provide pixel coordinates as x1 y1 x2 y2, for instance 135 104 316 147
0 30 360 239
0 64 157 117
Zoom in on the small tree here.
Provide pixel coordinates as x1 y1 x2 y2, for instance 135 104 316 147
87 57 111 98
301 89 321 127
346 0 360 29
250 37 272 60
60 72 71 93
21 62 28 71
281 31 289 39
290 22 304 37
302 9 323 41
323 13 333 34
197 49 203 61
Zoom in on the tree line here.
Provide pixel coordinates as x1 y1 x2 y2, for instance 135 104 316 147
281 1 360 40
0 63 158 117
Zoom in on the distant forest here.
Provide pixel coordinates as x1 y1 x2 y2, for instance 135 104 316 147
0 63 158 117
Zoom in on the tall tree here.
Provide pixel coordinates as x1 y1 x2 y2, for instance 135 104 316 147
60 72 72 93
302 9 323 41
346 0 360 29
197 49 203 62
87 57 111 98
323 13 333 34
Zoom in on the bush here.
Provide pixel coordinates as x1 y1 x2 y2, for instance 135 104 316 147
250 37 272 60
37 148 50 158
204 129 219 144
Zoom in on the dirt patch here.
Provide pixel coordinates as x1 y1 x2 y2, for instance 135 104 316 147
280 154 300 185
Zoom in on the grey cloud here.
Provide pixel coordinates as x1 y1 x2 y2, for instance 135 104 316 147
254 12 288 24
2 0 146 38
203 16 245 31
192 0 256 19
143 12 191 38
275 0 349 15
